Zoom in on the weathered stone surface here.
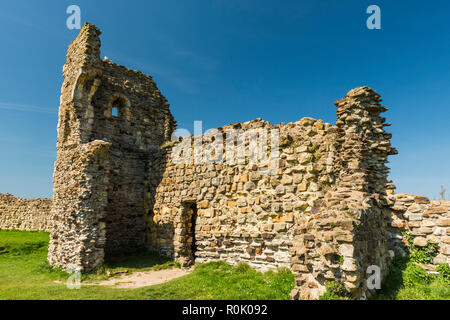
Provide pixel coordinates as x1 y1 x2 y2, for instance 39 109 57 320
413 237 428 247
433 254 447 265
414 196 430 204
0 194 52 231
47 23 175 272
388 194 450 265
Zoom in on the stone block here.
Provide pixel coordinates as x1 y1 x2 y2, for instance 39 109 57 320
413 236 428 247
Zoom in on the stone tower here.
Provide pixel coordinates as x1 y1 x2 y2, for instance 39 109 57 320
48 23 175 271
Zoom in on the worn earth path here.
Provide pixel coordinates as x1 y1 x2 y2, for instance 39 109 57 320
96 268 190 288
55 268 190 289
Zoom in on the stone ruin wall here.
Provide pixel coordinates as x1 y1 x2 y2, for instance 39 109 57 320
388 193 450 264
0 194 52 231
148 117 336 271
2 24 400 299
289 88 397 299
48 23 175 272
148 86 398 299
1 23 447 300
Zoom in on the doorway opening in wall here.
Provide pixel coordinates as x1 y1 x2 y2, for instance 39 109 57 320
183 202 198 265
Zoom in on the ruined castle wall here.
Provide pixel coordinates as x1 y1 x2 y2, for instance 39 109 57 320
48 23 175 271
290 87 396 299
147 118 337 271
0 194 52 231
388 193 450 265
146 87 396 300
48 140 110 272
47 24 399 300
86 61 174 257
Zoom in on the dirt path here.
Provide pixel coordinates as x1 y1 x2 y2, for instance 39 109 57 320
95 268 190 288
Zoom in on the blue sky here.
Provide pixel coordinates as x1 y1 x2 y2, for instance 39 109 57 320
0 0 449 199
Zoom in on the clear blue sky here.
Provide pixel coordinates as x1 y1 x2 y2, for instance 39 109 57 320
0 0 449 199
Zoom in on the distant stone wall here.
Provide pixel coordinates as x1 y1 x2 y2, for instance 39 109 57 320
388 193 450 264
0 193 52 231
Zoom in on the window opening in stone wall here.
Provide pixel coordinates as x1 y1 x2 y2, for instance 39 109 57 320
111 97 125 118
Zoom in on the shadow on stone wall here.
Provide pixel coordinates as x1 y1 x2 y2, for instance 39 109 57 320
145 148 175 259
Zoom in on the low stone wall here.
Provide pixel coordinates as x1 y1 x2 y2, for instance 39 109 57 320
388 193 450 264
0 193 52 232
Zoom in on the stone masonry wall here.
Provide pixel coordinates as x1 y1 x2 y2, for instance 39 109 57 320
148 117 336 271
47 24 400 299
148 87 397 300
0 193 52 231
289 87 397 299
388 193 450 265
48 23 175 272
48 140 110 272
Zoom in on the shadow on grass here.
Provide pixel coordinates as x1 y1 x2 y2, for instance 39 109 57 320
104 247 176 270
0 230 49 256
373 256 409 300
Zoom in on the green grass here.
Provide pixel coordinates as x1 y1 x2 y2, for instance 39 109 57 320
0 230 294 300
374 256 450 300
80 249 182 282
6 230 446 300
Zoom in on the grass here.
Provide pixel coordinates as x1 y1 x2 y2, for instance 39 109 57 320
0 230 294 300
374 256 450 300
4 230 447 300
83 249 181 281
